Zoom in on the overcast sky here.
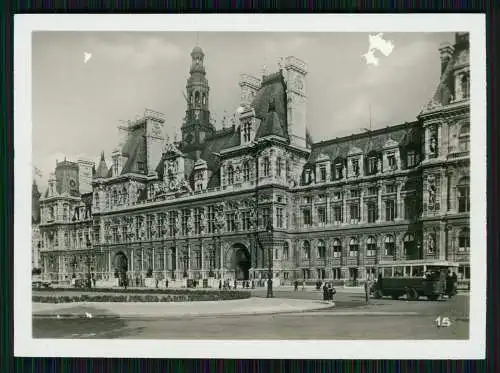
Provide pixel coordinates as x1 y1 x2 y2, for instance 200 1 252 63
32 31 454 190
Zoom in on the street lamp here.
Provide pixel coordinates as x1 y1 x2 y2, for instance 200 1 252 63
85 236 92 288
265 220 274 298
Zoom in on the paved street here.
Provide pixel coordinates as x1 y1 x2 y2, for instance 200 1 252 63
32 289 469 340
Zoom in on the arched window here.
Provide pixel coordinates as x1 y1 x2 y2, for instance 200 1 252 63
242 161 250 182
317 239 326 259
263 157 270 177
202 93 207 106
458 123 470 152
283 241 289 260
227 165 235 185
276 157 282 177
457 177 470 213
303 241 311 260
384 235 395 257
366 236 377 256
194 91 200 105
403 233 416 259
461 73 470 99
458 228 470 252
349 238 359 257
333 238 342 257
303 168 313 184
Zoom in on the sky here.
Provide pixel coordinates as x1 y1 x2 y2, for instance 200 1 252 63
32 31 454 190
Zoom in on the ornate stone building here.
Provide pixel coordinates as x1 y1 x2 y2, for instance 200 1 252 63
38 33 470 285
32 180 41 270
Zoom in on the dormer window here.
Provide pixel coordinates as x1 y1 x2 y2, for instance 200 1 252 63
243 121 252 142
319 165 327 182
407 150 418 168
227 165 235 185
276 157 283 177
263 157 270 177
148 184 154 199
242 162 250 182
387 154 397 170
137 162 145 172
351 159 360 176
459 123 470 152
304 169 313 184
367 154 378 175
461 73 470 99
334 159 344 180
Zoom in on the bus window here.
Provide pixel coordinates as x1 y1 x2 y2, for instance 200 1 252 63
405 266 411 277
412 265 424 277
394 266 404 277
383 268 392 277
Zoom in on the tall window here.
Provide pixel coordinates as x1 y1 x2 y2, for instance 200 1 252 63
386 200 396 221
148 184 154 199
112 190 118 206
93 226 100 245
407 150 418 168
276 207 284 228
262 207 271 228
384 235 395 256
461 73 470 99
194 208 202 235
367 155 378 175
243 121 252 142
351 159 360 176
64 232 69 247
349 238 359 257
317 240 326 259
122 224 127 242
303 209 312 227
112 227 119 243
303 241 311 260
227 165 234 185
317 207 326 226
276 157 282 177
225 212 236 232
319 165 327 182
334 160 343 180
332 205 343 224
207 206 215 233
403 233 415 258
242 162 250 182
350 203 360 224
366 236 376 256
405 198 416 220
242 210 252 231
333 239 342 257
262 157 270 177
283 242 289 260
457 177 470 213
459 123 470 152
458 228 470 252
145 215 153 240
367 202 377 223
387 153 397 170
94 193 100 210
122 187 128 205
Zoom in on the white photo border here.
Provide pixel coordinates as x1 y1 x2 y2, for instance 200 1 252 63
14 13 487 359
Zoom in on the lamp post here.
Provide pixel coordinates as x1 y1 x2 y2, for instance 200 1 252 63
265 220 274 298
85 236 92 288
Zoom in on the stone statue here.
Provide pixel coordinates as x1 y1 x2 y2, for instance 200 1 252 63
428 233 436 253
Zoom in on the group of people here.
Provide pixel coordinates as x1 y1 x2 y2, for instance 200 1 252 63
446 270 458 298
218 279 255 290
322 282 337 302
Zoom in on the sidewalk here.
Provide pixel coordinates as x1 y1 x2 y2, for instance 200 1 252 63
32 297 334 319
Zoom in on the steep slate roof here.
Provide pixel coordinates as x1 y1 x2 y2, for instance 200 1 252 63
251 72 288 140
202 128 240 188
120 124 147 175
308 123 420 163
95 152 109 179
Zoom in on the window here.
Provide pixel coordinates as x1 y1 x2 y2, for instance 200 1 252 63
64 232 69 247
146 215 154 239
367 155 378 175
384 235 395 256
304 169 313 184
122 187 128 205
351 159 360 176
112 190 118 206
303 209 312 227
242 162 250 182
304 196 312 204
113 157 119 175
227 165 234 185
385 200 396 221
112 227 119 243
262 207 271 228
350 203 360 223
350 189 360 198
458 265 470 280
276 157 282 177
242 211 252 231
319 165 327 182
457 177 470 213
226 213 236 232
333 191 342 200
386 184 397 194
94 193 100 209
207 206 215 233
461 73 470 99
317 207 326 226
367 202 377 223
303 241 311 260
181 209 190 236
366 236 376 256
194 208 202 234
243 121 252 142
333 239 342 257
137 162 145 172
332 267 342 279
458 228 470 252
407 150 418 168
263 157 270 177
93 226 100 244
334 160 343 180
349 238 359 257
286 159 291 179
459 123 470 152
283 242 289 260
148 184 154 199
403 233 415 258
317 240 326 259
387 154 397 170
276 207 284 228
332 205 343 224
405 198 416 220
122 224 127 242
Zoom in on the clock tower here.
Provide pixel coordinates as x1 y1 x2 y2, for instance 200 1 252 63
181 45 215 153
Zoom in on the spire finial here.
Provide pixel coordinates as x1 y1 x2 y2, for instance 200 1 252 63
100 151 105 161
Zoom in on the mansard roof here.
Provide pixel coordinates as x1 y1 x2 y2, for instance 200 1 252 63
119 124 147 175
308 122 420 163
95 152 109 179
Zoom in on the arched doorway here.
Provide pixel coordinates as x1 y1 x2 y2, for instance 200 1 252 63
234 247 251 281
113 252 128 278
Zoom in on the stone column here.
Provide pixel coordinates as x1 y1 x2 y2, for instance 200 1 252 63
439 223 446 260
360 189 365 223
440 168 448 215
377 185 383 222
131 249 134 272
187 241 191 278
108 251 112 274
141 249 144 273
175 245 179 279
201 241 205 277
396 182 403 221
342 190 348 225
152 247 155 272
326 194 331 225
163 247 167 279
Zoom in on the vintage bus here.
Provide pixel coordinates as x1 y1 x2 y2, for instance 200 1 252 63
370 260 459 301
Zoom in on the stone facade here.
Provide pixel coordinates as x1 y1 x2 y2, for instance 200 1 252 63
38 34 471 285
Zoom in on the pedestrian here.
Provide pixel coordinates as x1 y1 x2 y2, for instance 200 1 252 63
251 280 255 289
165 279 169 288
364 281 369 304
328 284 336 303
218 279 222 290
155 278 159 288
322 283 328 301
234 279 237 289
302 280 305 291
294 280 298 291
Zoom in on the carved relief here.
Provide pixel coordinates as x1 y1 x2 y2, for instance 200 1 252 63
428 125 438 155
426 174 440 212
427 232 436 254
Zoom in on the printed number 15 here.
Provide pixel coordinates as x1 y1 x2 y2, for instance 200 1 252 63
435 316 452 327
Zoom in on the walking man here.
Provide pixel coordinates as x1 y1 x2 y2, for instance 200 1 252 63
364 281 370 304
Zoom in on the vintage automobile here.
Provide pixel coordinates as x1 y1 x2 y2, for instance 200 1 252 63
370 260 459 301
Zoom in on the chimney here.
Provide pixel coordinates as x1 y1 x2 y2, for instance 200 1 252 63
438 42 454 75
238 74 261 107
78 158 95 194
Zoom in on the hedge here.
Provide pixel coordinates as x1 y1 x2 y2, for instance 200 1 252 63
33 287 232 295
32 291 251 303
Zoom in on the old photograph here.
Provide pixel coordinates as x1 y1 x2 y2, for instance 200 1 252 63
15 14 486 359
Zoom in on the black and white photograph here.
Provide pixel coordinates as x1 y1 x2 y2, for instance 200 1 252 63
14 14 486 359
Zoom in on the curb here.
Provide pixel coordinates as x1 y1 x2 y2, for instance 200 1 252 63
33 303 336 320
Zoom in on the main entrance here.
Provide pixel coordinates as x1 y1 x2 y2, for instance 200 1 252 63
234 247 251 281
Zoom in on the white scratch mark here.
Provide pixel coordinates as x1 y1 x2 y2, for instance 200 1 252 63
84 52 92 64
85 312 93 318
363 33 395 67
